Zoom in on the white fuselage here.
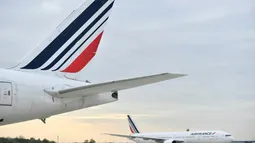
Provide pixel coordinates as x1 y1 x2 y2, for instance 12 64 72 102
0 69 117 126
131 131 234 143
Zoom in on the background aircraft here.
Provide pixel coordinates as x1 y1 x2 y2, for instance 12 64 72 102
0 0 185 126
104 115 234 143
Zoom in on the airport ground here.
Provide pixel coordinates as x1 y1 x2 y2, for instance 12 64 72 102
0 137 254 143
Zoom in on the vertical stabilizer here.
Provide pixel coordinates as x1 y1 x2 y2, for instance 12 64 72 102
12 0 115 74
127 115 140 134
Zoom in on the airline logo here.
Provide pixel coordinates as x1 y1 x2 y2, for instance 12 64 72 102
128 115 140 134
191 132 216 136
21 0 115 73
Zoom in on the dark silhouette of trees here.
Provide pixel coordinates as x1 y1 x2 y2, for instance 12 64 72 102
0 137 97 143
0 137 56 143
84 139 89 143
84 138 96 143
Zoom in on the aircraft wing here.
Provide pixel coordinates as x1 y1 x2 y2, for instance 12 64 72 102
44 73 186 98
103 133 185 143
102 133 165 142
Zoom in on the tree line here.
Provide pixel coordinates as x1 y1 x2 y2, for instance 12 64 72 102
0 137 56 143
0 136 97 143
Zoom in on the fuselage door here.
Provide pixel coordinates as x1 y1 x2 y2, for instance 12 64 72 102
0 81 12 106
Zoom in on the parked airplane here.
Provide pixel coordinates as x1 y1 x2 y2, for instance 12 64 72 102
104 115 234 143
0 0 186 126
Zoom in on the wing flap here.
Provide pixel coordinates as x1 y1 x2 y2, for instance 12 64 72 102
45 73 186 98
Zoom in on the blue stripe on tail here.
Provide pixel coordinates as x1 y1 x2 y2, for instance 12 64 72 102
128 115 140 133
42 1 114 70
53 16 110 71
21 0 108 70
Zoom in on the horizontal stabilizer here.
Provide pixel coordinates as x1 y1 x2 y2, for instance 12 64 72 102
45 73 186 98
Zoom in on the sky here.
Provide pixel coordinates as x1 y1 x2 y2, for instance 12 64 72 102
0 0 255 142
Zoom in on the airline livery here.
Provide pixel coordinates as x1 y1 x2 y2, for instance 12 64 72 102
0 0 185 126
104 115 235 143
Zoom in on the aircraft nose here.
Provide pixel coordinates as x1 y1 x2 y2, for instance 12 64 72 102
229 136 234 141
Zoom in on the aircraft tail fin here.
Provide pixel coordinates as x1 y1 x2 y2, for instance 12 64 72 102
12 0 115 74
127 115 140 134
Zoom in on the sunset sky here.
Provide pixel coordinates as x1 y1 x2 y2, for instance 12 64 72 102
0 0 254 142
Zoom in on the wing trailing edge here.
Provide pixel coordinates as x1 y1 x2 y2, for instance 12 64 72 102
44 73 186 98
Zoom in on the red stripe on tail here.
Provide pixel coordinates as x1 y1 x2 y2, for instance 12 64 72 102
129 126 134 133
61 32 104 73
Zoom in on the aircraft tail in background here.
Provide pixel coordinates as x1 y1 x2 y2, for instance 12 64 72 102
128 115 140 134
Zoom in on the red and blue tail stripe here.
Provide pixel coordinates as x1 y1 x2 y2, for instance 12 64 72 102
128 115 140 134
53 17 109 72
18 0 115 73
42 3 113 71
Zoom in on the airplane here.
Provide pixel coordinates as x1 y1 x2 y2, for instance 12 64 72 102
103 115 235 143
0 0 186 126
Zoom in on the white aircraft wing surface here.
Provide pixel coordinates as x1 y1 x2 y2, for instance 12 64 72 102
44 73 186 98
103 133 165 141
103 133 185 143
